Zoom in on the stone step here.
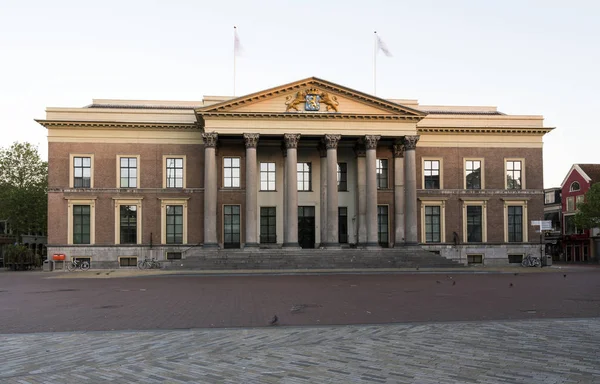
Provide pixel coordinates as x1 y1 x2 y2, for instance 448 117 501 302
162 247 461 270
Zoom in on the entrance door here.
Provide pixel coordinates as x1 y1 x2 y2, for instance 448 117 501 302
223 205 241 249
298 206 315 249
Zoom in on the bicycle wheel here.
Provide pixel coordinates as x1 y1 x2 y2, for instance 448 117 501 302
81 261 90 271
154 261 161 269
533 258 541 267
521 258 530 267
141 260 149 270
67 261 76 272
137 260 144 269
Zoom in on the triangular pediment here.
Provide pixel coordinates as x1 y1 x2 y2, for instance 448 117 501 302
196 77 426 118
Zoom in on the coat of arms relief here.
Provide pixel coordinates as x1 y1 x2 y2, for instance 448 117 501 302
285 88 339 112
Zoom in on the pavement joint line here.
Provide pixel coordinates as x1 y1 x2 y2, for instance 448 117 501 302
2 316 599 337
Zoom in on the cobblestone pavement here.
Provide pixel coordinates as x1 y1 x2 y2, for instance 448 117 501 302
2 318 600 383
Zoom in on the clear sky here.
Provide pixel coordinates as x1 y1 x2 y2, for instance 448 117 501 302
1 0 598 187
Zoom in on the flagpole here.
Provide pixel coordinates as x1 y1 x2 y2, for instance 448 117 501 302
373 31 377 96
233 26 237 96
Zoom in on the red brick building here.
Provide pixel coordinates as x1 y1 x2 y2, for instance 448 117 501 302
36 78 552 268
560 164 600 262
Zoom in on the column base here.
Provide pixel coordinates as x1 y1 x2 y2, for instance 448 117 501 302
203 243 219 249
322 243 342 249
365 242 381 250
282 242 301 249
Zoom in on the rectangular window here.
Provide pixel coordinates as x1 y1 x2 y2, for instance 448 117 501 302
297 162 312 191
166 158 184 188
338 207 348 244
467 255 483 265
120 205 137 244
424 160 440 189
73 157 91 188
73 205 91 244
223 205 241 248
120 157 137 188
119 257 137 267
566 197 574 212
260 207 277 243
337 163 347 191
576 195 584 209
377 205 389 247
425 206 441 243
508 254 523 264
507 206 523 242
564 215 582 235
224 157 241 188
545 191 555 204
466 206 482 242
166 205 183 244
465 160 481 190
166 252 182 260
506 161 522 190
376 159 388 189
260 162 276 191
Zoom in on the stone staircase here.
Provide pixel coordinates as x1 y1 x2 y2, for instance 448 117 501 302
162 246 462 270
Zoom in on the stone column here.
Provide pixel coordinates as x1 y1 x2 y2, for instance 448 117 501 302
283 133 301 248
244 133 259 248
318 142 327 248
354 141 367 246
404 135 420 245
365 135 381 248
325 134 341 247
393 141 405 247
202 132 218 248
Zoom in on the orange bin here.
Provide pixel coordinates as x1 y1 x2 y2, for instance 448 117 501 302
52 254 65 261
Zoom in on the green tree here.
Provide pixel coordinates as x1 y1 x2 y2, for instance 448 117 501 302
574 183 600 230
0 142 48 243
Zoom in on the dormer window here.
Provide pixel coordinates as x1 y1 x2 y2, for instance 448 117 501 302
570 182 580 192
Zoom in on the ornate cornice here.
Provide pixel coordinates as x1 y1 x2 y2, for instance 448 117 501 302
283 133 301 149
202 132 218 148
364 135 381 150
36 120 199 130
404 135 420 150
417 127 554 135
198 112 422 122
324 134 341 149
393 142 405 158
243 133 260 148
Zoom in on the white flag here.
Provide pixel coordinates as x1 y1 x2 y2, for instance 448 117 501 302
376 35 392 57
234 27 243 57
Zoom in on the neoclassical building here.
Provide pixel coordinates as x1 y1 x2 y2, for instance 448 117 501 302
38 77 552 268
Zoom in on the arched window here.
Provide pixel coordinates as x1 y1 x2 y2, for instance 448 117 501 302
570 182 580 192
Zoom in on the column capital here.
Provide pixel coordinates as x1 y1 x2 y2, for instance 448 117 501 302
243 133 260 148
403 135 420 150
354 138 366 157
364 135 381 150
393 142 405 158
202 132 218 148
324 134 341 149
283 133 301 149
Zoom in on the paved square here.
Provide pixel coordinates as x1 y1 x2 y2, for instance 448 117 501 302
2 318 600 383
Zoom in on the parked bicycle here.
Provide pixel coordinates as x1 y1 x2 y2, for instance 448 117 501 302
138 258 162 270
67 259 90 272
521 253 541 268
